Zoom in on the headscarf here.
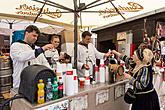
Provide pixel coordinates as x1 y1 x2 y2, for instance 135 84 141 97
132 48 153 74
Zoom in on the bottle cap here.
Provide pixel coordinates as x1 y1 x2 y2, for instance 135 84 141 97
74 76 77 80
48 78 51 82
39 79 43 83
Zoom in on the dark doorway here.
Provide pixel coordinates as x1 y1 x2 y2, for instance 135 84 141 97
99 40 116 53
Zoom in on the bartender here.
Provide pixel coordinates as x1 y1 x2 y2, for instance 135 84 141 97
44 34 71 68
10 25 54 88
75 31 110 78
44 34 61 68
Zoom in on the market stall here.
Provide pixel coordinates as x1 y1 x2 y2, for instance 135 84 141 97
11 80 129 110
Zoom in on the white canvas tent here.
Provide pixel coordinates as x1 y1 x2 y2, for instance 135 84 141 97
0 0 165 27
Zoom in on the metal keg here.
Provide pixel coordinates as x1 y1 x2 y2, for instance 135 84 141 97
0 57 12 93
0 57 11 69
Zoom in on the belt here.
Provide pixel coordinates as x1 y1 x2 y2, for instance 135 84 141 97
135 88 154 95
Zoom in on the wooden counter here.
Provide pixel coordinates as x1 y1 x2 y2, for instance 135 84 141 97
11 80 129 110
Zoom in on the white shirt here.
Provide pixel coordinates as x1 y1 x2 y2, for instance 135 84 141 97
10 42 51 88
76 43 104 77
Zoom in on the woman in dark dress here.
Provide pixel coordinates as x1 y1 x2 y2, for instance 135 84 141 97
112 48 160 110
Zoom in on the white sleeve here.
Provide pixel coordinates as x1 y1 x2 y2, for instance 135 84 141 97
10 43 35 61
71 46 84 70
91 44 104 59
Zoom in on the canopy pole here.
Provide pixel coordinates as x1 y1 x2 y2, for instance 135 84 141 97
74 12 78 68
9 23 13 45
73 0 78 69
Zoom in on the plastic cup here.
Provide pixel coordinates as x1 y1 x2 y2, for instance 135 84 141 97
79 77 85 88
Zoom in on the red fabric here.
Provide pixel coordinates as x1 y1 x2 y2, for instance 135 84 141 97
130 43 135 57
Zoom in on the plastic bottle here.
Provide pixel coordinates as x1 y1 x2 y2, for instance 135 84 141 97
37 79 45 104
99 59 105 83
65 64 74 96
105 65 110 82
73 68 78 94
84 69 90 85
61 63 67 95
52 77 59 100
94 66 99 83
46 78 53 101
56 63 63 82
58 76 63 98
73 67 78 93
74 75 78 94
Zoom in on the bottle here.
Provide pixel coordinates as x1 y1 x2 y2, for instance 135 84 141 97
94 66 99 83
99 59 106 83
74 75 78 94
58 76 63 98
56 63 63 82
73 68 78 94
105 65 110 82
61 63 67 95
52 77 59 100
65 64 74 96
46 78 53 101
37 79 45 104
84 69 90 85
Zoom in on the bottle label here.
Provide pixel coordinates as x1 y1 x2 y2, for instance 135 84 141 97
66 71 73 75
38 95 44 103
100 64 104 67
95 66 99 72
58 85 63 90
85 76 90 80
